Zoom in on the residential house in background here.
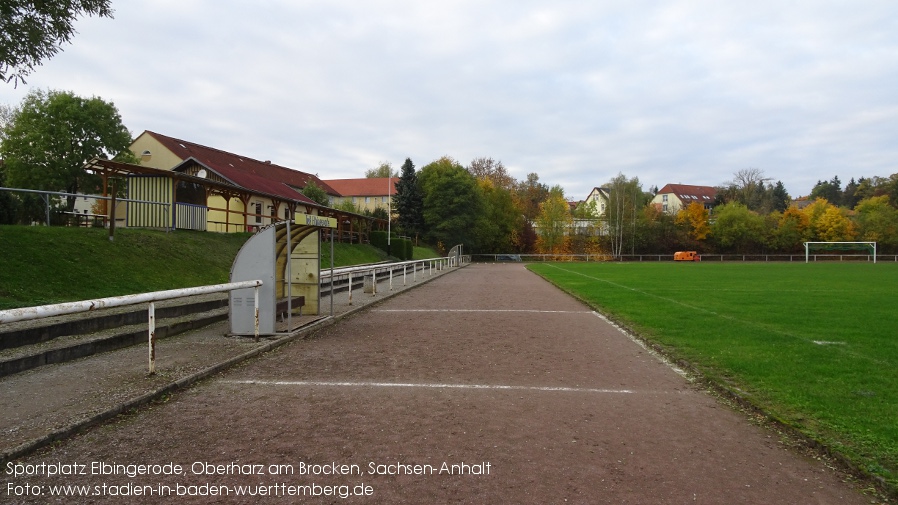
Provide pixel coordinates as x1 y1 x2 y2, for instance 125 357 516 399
651 184 717 214
322 177 399 215
583 187 610 216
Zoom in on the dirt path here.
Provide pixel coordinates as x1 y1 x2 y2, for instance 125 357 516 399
0 264 872 503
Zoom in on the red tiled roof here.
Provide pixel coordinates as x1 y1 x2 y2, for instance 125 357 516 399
321 177 399 197
143 131 338 201
657 184 717 202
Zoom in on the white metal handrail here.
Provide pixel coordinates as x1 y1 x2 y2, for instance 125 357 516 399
0 280 263 374
319 256 467 304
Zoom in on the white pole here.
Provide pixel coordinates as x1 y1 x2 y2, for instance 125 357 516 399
148 302 156 375
253 285 260 342
387 176 391 256
286 219 292 332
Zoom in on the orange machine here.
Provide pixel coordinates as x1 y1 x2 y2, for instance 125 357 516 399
673 251 701 262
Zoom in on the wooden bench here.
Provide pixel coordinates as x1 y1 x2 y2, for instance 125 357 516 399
275 296 305 321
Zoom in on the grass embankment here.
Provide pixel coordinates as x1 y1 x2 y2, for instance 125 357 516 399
529 262 898 492
0 226 440 309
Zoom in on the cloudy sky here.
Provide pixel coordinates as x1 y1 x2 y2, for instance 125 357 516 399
2 1 897 199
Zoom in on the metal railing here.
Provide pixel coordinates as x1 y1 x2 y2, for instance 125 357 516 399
320 255 468 305
0 186 168 228
0 281 263 374
472 253 894 263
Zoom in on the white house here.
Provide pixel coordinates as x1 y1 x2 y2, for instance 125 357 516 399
583 187 610 216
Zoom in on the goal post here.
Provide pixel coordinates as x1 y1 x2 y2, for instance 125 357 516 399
804 242 877 263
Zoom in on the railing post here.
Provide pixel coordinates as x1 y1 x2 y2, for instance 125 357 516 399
403 265 407 285
253 284 260 342
349 270 353 305
148 302 156 375
389 268 393 291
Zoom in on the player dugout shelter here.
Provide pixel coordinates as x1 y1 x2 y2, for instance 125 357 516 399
230 215 336 336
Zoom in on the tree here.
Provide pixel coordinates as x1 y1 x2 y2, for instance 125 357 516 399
301 180 329 206
365 162 397 178
514 172 549 222
0 103 14 143
770 207 809 252
419 156 483 251
809 176 842 207
1 1 113 85
392 158 423 237
854 196 898 251
768 181 790 213
720 168 772 211
802 198 854 241
710 202 767 253
1 89 134 215
535 185 571 255
605 173 643 258
467 157 515 191
675 201 710 243
640 205 683 253
572 199 599 220
475 177 521 253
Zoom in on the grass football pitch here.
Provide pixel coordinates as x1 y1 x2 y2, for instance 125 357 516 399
528 261 898 489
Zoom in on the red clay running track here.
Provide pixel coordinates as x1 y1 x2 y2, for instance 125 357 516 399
0 264 873 504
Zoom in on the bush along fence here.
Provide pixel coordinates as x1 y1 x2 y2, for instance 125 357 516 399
369 231 414 261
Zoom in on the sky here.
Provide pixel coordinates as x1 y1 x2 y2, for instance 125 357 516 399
2 1 897 200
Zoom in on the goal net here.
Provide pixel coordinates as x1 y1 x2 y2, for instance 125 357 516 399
804 242 877 263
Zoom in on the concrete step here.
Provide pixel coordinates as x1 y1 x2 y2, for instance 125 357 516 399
0 296 228 378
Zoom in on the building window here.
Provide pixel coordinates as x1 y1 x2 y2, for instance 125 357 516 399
662 194 668 202
254 202 262 223
365 197 371 203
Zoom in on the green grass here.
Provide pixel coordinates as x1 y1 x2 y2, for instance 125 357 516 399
528 262 898 489
320 241 391 267
0 226 442 309
0 226 253 309
412 245 441 260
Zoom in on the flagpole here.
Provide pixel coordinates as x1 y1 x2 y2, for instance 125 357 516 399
387 174 391 256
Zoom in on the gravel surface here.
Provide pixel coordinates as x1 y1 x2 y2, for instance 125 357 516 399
0 263 881 504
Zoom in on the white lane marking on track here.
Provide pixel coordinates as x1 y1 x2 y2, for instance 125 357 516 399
224 380 633 394
373 309 592 313
591 311 691 380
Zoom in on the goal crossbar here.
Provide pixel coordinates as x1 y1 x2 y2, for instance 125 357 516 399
804 241 877 263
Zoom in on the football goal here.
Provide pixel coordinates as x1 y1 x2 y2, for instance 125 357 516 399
804 242 877 263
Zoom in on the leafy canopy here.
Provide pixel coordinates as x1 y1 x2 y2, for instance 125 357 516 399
419 156 483 251
1 1 113 85
301 180 330 206
1 89 134 213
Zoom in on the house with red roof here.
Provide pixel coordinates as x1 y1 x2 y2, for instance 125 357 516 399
323 177 399 215
650 184 717 214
